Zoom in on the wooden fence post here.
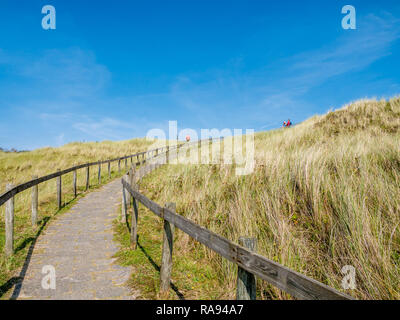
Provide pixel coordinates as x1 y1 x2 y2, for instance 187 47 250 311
57 169 62 210
108 161 111 179
32 176 38 227
236 237 257 300
5 183 14 256
166 146 170 164
73 170 77 198
121 175 128 223
127 168 133 207
160 202 176 293
125 158 127 170
131 164 136 184
98 162 101 185
118 159 121 173
85 166 90 191
130 174 138 250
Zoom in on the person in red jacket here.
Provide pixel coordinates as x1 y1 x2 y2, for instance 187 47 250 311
286 119 292 127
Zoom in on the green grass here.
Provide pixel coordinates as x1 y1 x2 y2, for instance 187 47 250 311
0 168 130 299
113 191 232 300
0 138 154 299
2 97 399 300
135 97 400 300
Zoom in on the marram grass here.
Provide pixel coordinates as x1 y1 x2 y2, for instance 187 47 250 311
1 97 399 300
140 97 400 299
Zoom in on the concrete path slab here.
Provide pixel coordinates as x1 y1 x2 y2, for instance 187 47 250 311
13 179 136 300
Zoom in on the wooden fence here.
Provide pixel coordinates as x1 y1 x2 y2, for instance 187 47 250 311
121 140 355 300
0 143 187 257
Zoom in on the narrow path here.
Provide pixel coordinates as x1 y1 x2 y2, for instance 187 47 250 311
13 179 135 300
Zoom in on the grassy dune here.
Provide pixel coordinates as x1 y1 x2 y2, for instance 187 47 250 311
1 97 399 300
138 97 400 299
0 138 153 296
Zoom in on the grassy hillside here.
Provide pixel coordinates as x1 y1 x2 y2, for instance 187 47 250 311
0 138 153 297
136 97 400 299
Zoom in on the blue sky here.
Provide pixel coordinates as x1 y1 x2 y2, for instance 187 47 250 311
0 0 399 150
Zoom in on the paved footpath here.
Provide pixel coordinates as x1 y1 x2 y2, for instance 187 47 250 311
14 179 136 300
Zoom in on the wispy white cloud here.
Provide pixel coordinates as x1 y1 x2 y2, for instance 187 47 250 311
1 12 399 150
287 13 400 88
0 48 144 147
55 133 65 147
164 12 400 128
72 116 137 140
16 48 110 99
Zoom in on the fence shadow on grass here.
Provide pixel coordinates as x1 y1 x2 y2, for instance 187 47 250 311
7 216 50 300
137 239 185 300
123 213 185 300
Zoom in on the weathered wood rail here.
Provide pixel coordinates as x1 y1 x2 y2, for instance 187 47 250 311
0 143 185 256
121 139 355 300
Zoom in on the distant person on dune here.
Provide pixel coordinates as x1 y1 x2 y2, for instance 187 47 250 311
186 135 190 142
283 121 287 127
286 119 292 127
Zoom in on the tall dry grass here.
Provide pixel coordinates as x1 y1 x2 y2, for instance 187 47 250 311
141 97 400 299
0 138 153 293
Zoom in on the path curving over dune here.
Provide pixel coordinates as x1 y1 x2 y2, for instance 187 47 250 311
12 179 135 300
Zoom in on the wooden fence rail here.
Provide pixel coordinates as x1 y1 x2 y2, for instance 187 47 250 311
0 150 155 207
121 139 355 300
0 142 192 256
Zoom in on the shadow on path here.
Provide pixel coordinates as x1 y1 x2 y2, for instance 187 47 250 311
2 216 51 300
0 192 83 299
